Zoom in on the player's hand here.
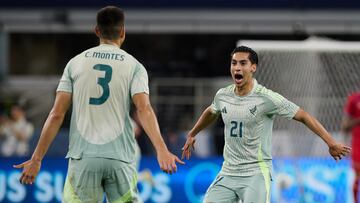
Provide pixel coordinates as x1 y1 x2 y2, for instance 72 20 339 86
157 150 185 175
328 142 351 162
13 159 41 185
181 135 196 160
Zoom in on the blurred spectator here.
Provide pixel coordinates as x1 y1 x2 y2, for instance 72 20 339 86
0 105 34 157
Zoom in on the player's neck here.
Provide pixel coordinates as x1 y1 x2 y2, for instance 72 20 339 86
235 79 254 96
100 38 122 48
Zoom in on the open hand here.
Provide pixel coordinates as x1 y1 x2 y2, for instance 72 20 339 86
157 150 185 175
13 159 41 185
181 135 196 160
329 142 351 162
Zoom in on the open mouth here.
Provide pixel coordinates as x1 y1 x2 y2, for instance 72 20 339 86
234 73 243 83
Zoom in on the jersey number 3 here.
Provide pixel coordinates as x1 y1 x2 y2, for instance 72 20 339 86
89 64 113 105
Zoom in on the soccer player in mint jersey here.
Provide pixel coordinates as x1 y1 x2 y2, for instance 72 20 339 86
14 6 184 203
182 46 351 203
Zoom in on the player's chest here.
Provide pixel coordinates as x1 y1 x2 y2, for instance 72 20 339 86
218 99 263 123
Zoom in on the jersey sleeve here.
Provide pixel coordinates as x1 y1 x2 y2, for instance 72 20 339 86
264 89 299 119
131 61 149 97
57 60 73 93
210 89 221 114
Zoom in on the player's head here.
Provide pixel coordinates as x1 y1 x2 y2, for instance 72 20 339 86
231 46 258 65
95 6 125 42
230 46 258 88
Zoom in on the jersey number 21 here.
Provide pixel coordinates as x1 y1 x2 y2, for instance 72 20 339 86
230 121 243 137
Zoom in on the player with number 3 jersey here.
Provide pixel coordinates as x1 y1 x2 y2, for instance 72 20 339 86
14 6 184 203
58 42 148 161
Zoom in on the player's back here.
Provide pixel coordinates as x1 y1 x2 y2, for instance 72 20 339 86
70 44 134 144
58 44 148 161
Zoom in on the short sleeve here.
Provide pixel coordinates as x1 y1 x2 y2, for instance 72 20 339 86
210 90 221 114
57 60 73 93
265 90 299 120
131 62 149 97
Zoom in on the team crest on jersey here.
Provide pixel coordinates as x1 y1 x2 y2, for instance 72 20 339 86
221 106 227 114
249 105 257 115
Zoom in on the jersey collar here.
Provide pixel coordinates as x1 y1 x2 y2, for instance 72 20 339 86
233 79 258 98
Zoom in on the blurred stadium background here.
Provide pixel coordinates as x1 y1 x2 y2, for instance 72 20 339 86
1 1 360 203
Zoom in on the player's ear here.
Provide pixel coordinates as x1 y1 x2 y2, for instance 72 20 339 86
94 25 101 38
120 26 126 43
251 63 257 73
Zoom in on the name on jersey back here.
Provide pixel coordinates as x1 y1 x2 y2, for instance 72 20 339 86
85 51 125 61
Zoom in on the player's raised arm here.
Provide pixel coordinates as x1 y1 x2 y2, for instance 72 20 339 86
132 93 184 174
13 91 72 184
293 108 351 161
182 106 219 160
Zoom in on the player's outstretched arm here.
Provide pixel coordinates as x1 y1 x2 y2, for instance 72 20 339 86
13 91 72 184
182 107 219 160
133 93 184 174
293 108 351 161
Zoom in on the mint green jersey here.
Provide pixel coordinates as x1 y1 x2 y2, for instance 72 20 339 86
211 79 299 177
57 44 149 163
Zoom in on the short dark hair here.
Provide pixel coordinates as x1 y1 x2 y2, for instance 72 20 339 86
96 6 125 40
231 46 258 65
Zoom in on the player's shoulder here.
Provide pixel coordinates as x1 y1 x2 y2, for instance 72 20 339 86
71 46 98 61
253 82 270 95
216 84 235 96
119 49 146 68
119 48 135 59
81 46 97 55
253 82 284 102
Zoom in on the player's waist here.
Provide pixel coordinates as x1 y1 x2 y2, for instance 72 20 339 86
220 162 272 177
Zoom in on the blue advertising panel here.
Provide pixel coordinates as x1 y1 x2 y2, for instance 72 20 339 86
0 158 66 203
137 157 222 203
0 157 353 203
272 158 352 203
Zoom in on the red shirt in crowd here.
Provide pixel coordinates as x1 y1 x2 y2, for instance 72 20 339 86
344 92 360 162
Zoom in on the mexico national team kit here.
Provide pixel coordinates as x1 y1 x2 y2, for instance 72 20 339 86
206 79 299 203
57 43 300 202
57 44 148 202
